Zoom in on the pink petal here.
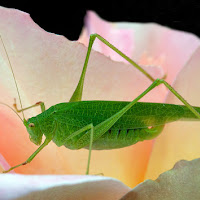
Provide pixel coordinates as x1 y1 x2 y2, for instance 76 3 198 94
0 7 165 115
80 11 134 63
0 153 14 173
0 6 165 187
80 11 200 84
0 174 130 199
145 46 200 179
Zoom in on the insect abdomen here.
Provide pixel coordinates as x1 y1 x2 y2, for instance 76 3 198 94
86 125 164 150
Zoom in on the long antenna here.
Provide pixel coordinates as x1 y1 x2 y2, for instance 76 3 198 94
0 36 25 120
0 101 23 122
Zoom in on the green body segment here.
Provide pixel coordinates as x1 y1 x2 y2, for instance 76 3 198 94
27 101 200 150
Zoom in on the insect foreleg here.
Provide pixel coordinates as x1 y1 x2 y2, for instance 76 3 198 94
69 33 155 102
13 99 46 113
3 122 57 173
3 136 52 173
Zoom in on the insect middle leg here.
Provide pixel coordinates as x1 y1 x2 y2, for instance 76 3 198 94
61 123 94 175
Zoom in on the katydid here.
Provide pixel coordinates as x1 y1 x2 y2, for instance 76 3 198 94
1 34 200 175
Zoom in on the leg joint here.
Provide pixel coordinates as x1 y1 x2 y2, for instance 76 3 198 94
154 78 166 86
90 33 98 41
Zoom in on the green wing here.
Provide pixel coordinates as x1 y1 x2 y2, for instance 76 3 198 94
52 101 200 129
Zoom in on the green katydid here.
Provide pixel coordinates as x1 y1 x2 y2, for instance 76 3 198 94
1 34 200 175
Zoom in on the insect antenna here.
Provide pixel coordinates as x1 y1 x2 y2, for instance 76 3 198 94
0 101 23 122
0 36 25 120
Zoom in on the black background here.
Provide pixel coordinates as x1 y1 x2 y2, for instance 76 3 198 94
1 0 200 40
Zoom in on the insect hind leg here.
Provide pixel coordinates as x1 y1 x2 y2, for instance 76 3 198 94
136 78 200 120
69 33 157 103
72 78 200 152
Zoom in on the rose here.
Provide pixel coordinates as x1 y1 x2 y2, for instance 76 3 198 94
1 155 200 199
0 7 166 186
0 154 131 200
78 11 200 182
0 6 200 198
146 42 200 180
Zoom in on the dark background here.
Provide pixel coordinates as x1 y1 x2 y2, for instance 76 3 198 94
1 0 200 40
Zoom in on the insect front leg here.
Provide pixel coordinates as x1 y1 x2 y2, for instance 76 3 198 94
2 122 57 173
3 136 52 173
13 98 46 113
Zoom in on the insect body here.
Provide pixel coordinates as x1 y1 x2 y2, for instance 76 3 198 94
26 101 199 150
1 34 200 174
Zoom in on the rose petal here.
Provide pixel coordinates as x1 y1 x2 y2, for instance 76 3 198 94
79 11 166 83
79 11 134 63
0 7 166 114
0 174 130 200
121 158 200 200
145 47 200 179
80 11 200 84
0 153 15 173
0 6 167 187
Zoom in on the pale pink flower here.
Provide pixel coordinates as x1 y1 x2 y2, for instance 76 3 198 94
0 6 200 199
1 154 200 199
79 11 200 183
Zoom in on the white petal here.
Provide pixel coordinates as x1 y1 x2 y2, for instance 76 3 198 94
0 175 130 200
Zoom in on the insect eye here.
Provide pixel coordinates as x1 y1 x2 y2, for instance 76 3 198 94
29 123 35 127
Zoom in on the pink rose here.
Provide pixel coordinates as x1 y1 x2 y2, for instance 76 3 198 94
79 11 200 183
0 7 200 199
